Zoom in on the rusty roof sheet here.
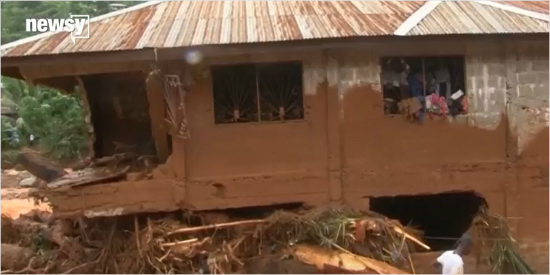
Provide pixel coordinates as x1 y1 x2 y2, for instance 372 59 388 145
502 1 549 13
407 1 549 36
1 1 548 58
1 1 424 57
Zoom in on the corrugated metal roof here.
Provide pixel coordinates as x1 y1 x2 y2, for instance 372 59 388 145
502 1 549 14
1 1 424 57
407 1 549 36
1 1 548 58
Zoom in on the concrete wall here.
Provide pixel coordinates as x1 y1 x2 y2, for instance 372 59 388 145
508 43 549 273
48 36 548 272
177 36 548 271
179 51 331 209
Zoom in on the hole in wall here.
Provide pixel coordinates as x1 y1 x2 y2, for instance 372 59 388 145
369 191 487 251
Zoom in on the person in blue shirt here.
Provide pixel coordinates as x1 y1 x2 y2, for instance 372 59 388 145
407 72 426 124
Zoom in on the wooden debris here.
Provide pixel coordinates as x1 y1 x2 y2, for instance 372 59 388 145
166 219 267 236
393 226 430 251
146 69 170 162
160 238 199 248
351 218 430 251
75 75 96 159
47 166 129 189
288 244 409 274
15 152 67 183
92 153 133 167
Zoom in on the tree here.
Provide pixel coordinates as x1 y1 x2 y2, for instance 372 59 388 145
1 1 144 161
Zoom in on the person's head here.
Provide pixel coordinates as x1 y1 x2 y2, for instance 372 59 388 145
455 233 473 256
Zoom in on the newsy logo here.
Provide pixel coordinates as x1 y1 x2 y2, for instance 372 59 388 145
25 15 90 44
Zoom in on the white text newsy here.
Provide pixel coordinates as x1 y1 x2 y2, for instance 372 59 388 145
25 16 89 43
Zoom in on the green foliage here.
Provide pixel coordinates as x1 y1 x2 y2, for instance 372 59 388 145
1 150 20 168
2 1 144 161
18 89 88 161
1 116 20 149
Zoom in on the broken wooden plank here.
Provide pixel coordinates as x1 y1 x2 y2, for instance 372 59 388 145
392 226 430 251
288 244 409 274
145 69 170 163
165 219 267 236
75 75 96 159
47 167 129 189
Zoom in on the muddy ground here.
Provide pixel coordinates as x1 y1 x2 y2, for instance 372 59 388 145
1 170 51 219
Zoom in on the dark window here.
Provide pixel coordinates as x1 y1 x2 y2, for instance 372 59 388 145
211 62 304 124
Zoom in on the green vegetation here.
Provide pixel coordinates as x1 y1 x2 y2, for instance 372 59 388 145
2 79 88 161
1 1 142 164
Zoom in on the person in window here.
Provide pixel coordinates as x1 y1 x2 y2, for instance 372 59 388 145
407 72 426 124
431 233 473 274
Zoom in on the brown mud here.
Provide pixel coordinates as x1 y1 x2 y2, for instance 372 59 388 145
23 82 548 272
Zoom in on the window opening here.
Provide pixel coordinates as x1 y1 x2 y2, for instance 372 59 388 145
380 56 467 120
212 62 304 124
369 191 487 251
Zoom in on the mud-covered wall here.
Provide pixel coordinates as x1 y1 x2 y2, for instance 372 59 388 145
175 36 548 271
333 42 512 211
180 52 330 209
326 39 548 272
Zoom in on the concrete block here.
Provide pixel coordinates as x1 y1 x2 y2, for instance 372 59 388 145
339 68 355 82
517 59 533 73
355 68 371 81
518 84 535 99
476 78 485 89
518 72 538 85
488 75 503 88
537 72 549 87
466 78 475 91
489 63 506 77
533 59 549 71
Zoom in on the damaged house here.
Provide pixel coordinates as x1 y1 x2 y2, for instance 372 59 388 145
1 1 548 272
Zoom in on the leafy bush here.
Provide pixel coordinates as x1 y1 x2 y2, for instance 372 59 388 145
1 116 20 149
19 89 88 161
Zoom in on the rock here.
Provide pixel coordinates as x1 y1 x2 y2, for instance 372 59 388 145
14 164 25 171
19 177 37 187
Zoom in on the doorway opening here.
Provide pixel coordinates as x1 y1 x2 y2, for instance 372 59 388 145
369 191 487 251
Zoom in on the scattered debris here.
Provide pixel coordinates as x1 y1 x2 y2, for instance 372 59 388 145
46 166 130 189
471 206 535 274
0 204 534 274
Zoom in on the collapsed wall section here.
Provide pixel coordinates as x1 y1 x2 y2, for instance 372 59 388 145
82 72 156 158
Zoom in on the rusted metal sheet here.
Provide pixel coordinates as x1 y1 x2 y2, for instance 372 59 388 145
1 1 548 58
408 1 549 36
1 1 424 57
502 1 549 14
